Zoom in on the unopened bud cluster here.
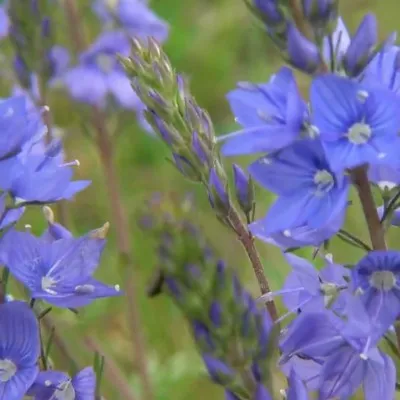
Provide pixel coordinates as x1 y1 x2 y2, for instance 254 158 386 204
138 193 277 399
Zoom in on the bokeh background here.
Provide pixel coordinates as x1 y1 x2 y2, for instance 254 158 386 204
4 0 400 398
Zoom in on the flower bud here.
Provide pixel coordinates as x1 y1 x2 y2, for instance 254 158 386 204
192 131 211 166
252 0 285 28
203 355 236 385
302 0 338 32
343 14 377 77
172 153 203 182
287 24 322 74
232 164 255 216
209 167 230 214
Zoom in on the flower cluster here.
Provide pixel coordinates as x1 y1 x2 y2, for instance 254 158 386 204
122 2 400 398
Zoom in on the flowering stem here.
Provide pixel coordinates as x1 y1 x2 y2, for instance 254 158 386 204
63 2 153 398
351 166 387 251
37 82 70 227
228 206 279 321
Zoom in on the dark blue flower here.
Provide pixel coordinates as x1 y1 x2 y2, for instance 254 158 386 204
0 230 122 307
311 74 400 171
93 0 168 42
0 301 40 399
351 250 400 323
63 31 144 111
28 367 96 400
249 139 349 234
219 67 307 156
254 384 272 400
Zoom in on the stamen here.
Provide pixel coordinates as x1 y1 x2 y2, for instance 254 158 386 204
357 90 369 103
60 160 80 168
347 123 372 145
280 389 287 398
360 336 371 360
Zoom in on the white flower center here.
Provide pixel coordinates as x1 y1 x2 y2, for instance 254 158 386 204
96 54 114 73
347 123 372 144
313 169 334 196
0 359 17 382
370 270 396 291
41 276 58 295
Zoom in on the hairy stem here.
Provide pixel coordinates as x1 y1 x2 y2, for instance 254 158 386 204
228 206 279 321
351 166 387 251
63 1 153 399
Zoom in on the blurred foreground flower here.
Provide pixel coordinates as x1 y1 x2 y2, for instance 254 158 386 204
93 0 168 42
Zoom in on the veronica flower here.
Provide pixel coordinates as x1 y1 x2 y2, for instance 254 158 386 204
249 139 349 235
63 31 144 111
0 140 90 204
28 367 96 400
0 193 25 231
368 164 400 191
0 95 45 160
259 253 348 318
363 45 400 93
249 207 345 250
311 74 400 171
0 301 40 399
351 250 400 323
219 67 308 156
280 298 395 400
93 0 168 42
0 230 122 308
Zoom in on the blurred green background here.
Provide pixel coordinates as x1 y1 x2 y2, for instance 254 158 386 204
5 0 400 399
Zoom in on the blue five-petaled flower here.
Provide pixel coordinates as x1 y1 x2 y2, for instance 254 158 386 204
0 229 122 308
249 139 350 235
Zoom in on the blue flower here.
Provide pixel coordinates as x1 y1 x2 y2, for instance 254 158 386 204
248 139 349 235
63 31 144 111
342 14 378 77
93 0 168 42
322 17 350 67
260 253 348 315
368 164 400 190
28 367 96 400
0 301 40 399
219 67 308 156
286 370 309 400
280 299 396 400
0 230 122 308
311 74 400 171
363 45 400 93
0 6 9 39
351 250 400 323
0 95 45 160
0 140 90 204
249 208 345 250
